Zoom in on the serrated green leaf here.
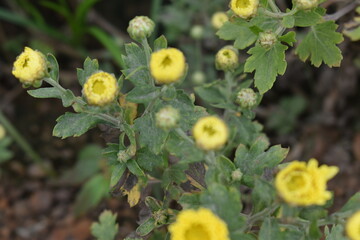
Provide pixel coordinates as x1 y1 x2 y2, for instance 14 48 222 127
91 210 118 240
279 31 296 46
153 35 168 51
178 193 201 209
339 192 360 213
282 15 295 28
165 132 203 163
293 8 323 27
47 53 59 82
162 163 188 186
126 85 160 103
194 80 227 105
110 163 126 188
259 218 282 240
252 178 276 213
245 42 288 94
27 87 62 99
136 147 163 171
234 136 289 186
325 225 347 240
295 21 344 67
136 217 156 236
122 43 152 86
53 112 101 139
77 57 99 86
126 159 146 178
74 174 109 216
217 18 257 49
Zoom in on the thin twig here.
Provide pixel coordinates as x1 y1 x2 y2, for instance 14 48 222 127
324 1 359 21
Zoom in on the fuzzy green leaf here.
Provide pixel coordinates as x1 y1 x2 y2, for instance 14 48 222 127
295 21 344 67
91 210 119 240
53 112 101 139
244 42 288 94
77 57 99 86
153 35 168 51
27 87 62 99
217 18 257 50
325 225 347 240
293 8 324 27
162 163 188 186
47 53 59 82
126 85 160 103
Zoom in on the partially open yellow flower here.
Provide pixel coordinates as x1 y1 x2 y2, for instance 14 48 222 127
275 159 339 206
215 46 239 71
83 72 118 106
347 210 360 240
150 48 186 84
0 124 5 140
230 0 259 19
192 116 228 150
12 47 47 84
211 12 229 29
169 208 230 240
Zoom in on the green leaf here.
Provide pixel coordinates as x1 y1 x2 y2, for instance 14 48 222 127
259 218 281 240
217 18 257 49
136 147 164 171
339 192 360 213
194 80 227 105
53 112 101 139
88 27 125 68
27 87 62 99
126 85 160 104
153 35 168 51
244 42 288 94
325 225 347 240
162 163 188 186
91 210 118 240
308 220 322 240
293 8 324 27
252 178 276 213
234 136 289 186
122 43 152 86
110 163 126 188
77 57 99 86
282 15 295 28
60 89 76 107
47 53 59 82
201 183 246 232
279 31 296 46
74 174 109 216
134 112 168 154
295 21 344 67
178 193 201 209
136 217 156 236
126 159 146 178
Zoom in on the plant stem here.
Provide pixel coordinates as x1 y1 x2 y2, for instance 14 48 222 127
204 151 216 165
262 7 298 19
0 110 54 176
175 128 194 144
245 204 279 230
268 0 280 13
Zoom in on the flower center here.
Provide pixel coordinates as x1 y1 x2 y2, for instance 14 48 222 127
235 0 250 8
285 171 308 191
22 57 29 68
92 80 106 95
185 224 210 240
161 55 172 67
203 124 217 136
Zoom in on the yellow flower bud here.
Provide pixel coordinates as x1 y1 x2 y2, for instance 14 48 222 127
211 12 229 29
230 0 259 19
0 124 5 140
215 46 239 72
150 48 186 85
192 116 228 150
12 47 48 85
83 72 118 106
275 159 339 206
295 0 318 10
169 208 230 240
346 210 360 240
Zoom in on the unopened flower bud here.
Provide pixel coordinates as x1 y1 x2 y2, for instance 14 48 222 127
127 16 155 41
230 0 259 19
191 71 206 85
156 106 180 130
215 46 239 72
211 12 229 29
190 25 204 39
0 125 5 140
295 0 318 10
259 31 277 49
12 47 48 87
236 88 257 108
231 169 243 181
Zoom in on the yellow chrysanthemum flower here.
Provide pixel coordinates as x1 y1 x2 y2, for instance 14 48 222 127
169 208 230 240
275 158 339 206
0 124 5 140
12 47 47 84
150 48 186 85
83 72 118 106
230 0 259 19
192 116 228 150
347 210 360 240
211 12 229 29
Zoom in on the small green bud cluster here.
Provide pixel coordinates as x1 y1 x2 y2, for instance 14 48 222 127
259 31 277 49
215 46 239 72
127 16 155 41
236 88 258 108
231 169 243 181
156 106 180 130
190 25 204 40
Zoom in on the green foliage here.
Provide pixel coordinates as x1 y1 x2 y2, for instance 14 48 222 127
91 210 119 240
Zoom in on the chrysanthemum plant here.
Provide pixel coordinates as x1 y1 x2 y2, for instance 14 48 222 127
12 0 360 239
